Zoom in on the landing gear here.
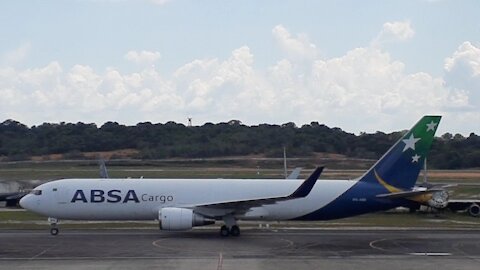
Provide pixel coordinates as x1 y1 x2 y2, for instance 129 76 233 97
219 215 240 237
48 217 59 236
230 225 240 237
220 225 230 237
219 225 241 237
50 227 59 236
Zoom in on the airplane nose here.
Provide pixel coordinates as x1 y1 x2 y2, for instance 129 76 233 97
19 195 32 210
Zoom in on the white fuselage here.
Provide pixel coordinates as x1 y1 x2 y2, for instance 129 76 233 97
20 178 357 221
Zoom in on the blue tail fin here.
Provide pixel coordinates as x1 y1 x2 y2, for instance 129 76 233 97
360 115 441 190
294 116 442 221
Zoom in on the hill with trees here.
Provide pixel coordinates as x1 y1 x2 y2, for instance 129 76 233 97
0 119 478 169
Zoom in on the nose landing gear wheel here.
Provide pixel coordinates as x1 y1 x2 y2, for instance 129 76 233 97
48 217 59 236
50 228 59 236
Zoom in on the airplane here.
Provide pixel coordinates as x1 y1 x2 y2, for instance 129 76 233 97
0 191 28 207
20 115 443 236
381 157 480 217
287 167 302 179
408 161 480 216
0 160 110 208
99 159 109 179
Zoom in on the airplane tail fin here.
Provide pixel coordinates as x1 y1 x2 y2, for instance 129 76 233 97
293 116 442 221
359 115 441 191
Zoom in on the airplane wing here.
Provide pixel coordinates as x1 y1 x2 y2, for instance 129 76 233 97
287 167 302 179
193 167 323 218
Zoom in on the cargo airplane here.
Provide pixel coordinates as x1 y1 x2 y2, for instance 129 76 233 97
21 116 442 236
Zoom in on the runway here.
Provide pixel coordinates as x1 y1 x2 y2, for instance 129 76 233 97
2 228 480 269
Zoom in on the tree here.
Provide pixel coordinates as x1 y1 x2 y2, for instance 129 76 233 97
0 119 478 169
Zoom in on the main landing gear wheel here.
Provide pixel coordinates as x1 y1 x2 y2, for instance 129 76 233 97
230 225 240 237
220 225 230 237
50 228 59 236
219 225 241 237
220 214 240 237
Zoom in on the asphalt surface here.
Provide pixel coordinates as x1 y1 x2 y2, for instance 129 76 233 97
1 228 480 269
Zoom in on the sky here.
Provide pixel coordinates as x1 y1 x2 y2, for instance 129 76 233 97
0 0 479 135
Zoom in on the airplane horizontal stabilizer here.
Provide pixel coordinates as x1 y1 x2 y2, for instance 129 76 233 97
376 188 444 199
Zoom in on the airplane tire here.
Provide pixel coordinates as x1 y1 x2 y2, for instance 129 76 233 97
50 228 59 236
230 225 240 237
220 225 230 237
468 204 480 217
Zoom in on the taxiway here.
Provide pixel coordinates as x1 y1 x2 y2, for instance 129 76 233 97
1 228 480 269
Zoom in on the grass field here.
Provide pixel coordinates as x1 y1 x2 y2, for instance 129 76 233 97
0 159 479 181
1 160 479 199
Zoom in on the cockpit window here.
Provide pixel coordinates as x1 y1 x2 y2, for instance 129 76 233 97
30 190 42 195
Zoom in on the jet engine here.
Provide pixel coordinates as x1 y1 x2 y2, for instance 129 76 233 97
427 190 449 209
468 203 480 217
159 207 214 231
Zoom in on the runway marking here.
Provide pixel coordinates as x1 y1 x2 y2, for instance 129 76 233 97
30 249 49 260
151 236 294 254
217 252 223 270
409 253 452 256
369 238 389 252
151 239 165 248
280 238 294 248
29 241 62 260
370 237 454 257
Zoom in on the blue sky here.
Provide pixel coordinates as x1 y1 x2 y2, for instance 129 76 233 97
0 0 479 135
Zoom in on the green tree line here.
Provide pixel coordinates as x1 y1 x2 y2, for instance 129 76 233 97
0 119 478 169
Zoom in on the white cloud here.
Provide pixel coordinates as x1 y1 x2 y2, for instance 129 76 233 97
373 21 415 46
149 0 171 5
443 41 480 109
124 50 161 65
444 41 480 76
0 23 478 135
272 25 318 61
2 42 31 66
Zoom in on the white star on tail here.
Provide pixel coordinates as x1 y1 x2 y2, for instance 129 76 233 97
402 134 420 152
426 121 438 132
412 154 420 163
